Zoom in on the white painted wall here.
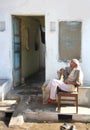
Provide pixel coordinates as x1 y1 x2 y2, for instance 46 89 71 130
0 0 90 85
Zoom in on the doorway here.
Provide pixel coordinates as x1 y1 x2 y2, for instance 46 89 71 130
12 15 45 87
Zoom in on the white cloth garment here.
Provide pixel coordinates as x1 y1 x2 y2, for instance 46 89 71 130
46 79 75 100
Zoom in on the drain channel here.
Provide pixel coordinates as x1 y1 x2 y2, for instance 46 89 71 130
4 112 13 126
58 114 72 121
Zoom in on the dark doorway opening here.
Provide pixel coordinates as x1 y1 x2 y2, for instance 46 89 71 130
4 112 13 126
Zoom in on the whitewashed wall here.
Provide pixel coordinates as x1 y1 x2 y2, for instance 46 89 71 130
0 0 90 85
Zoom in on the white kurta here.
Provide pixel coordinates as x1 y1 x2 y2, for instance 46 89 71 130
46 79 75 99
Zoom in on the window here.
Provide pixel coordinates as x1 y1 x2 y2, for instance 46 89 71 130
59 21 82 61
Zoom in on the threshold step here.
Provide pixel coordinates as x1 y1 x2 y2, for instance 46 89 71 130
0 100 17 107
0 100 17 112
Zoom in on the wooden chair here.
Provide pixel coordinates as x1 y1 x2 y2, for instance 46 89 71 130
57 86 79 113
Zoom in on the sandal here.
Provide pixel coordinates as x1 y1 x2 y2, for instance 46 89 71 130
43 98 56 104
60 123 70 130
47 98 56 104
69 125 77 130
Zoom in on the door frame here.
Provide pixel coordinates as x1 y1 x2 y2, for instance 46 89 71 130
12 16 22 87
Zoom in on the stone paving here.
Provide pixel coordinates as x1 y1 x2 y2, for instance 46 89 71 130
0 69 90 127
6 84 90 127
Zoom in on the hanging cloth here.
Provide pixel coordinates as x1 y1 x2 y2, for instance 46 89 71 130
40 25 45 44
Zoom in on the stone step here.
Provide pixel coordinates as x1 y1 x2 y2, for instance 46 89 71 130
23 106 90 122
0 100 17 107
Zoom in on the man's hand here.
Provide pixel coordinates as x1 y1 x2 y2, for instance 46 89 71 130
59 68 65 74
64 80 69 84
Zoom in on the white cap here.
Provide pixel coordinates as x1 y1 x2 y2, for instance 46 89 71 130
72 59 80 66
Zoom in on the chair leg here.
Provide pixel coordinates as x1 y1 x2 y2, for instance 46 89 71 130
58 94 61 112
76 95 78 113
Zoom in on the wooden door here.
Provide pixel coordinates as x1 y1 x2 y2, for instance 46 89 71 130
12 16 21 86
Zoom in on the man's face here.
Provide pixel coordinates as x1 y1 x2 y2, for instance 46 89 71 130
70 60 77 68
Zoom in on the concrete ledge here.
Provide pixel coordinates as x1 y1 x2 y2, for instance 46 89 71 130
23 109 90 123
9 95 24 127
0 96 20 124
78 86 90 107
23 111 58 121
9 114 24 127
73 114 90 122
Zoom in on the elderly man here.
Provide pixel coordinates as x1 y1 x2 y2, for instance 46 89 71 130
44 59 83 104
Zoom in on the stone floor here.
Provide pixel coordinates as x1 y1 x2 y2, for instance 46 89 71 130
5 69 90 125
0 69 90 129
